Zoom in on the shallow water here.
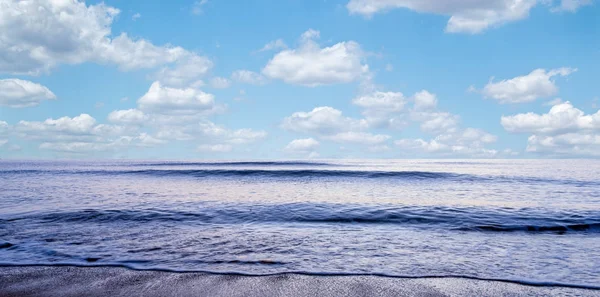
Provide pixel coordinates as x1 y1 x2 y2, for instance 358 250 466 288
1 160 599 286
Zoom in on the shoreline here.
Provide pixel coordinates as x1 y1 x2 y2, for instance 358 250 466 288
1 265 599 297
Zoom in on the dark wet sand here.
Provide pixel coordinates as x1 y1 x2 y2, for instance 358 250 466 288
1 266 599 297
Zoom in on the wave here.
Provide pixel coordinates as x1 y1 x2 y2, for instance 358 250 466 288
5 204 600 234
0 263 598 290
0 168 461 180
131 161 338 167
3 167 599 188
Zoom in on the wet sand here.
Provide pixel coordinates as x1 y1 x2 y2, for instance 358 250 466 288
1 266 599 297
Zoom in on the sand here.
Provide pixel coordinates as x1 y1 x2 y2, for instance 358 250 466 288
1 265 599 297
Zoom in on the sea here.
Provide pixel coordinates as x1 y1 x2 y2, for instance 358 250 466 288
1 160 599 288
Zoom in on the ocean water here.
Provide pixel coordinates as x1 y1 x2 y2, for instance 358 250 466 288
1 160 599 287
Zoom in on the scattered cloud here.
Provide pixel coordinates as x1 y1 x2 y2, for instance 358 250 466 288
347 0 590 33
501 101 600 135
544 98 563 106
478 68 576 104
502 101 600 156
132 13 141 21
352 91 407 128
0 0 206 75
0 79 56 108
551 0 592 12
137 82 217 115
284 138 320 152
210 77 231 89
108 109 148 125
258 39 288 52
282 106 368 135
262 29 369 86
231 70 268 85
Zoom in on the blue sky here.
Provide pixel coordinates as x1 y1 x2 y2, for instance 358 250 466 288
0 0 598 159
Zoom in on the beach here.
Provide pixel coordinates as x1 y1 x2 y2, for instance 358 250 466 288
1 265 599 297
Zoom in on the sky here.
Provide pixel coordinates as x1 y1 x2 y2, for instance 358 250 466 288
0 0 598 159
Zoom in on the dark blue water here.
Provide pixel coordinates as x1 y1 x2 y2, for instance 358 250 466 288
1 160 599 286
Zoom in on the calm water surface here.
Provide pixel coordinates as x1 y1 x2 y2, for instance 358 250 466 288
1 160 599 286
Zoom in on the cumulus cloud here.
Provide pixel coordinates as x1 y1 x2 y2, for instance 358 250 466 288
13 113 160 153
137 82 216 115
107 109 148 125
502 102 600 156
282 106 368 135
346 0 589 34
0 79 56 107
501 101 600 135
417 112 460 135
0 0 209 76
284 138 320 152
413 90 438 111
154 55 213 87
262 29 369 86
479 68 576 104
352 91 407 129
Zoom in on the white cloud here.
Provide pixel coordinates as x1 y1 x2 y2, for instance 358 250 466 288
480 68 576 104
352 91 407 128
259 39 288 52
210 77 231 89
501 101 600 135
526 133 600 156
13 113 159 153
0 79 56 108
197 144 233 153
544 98 564 106
137 82 216 115
415 112 460 134
552 0 592 12
325 132 390 145
395 138 449 153
346 0 591 34
157 120 267 146
352 91 406 111
347 0 543 33
154 55 213 87
502 102 600 156
108 109 148 125
284 138 320 152
132 13 141 21
38 132 163 153
17 114 98 137
0 0 209 76
231 70 268 85
395 137 499 157
262 29 369 86
227 128 268 145
413 90 438 110
282 106 368 135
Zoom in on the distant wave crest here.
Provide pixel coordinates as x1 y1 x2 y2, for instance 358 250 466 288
5 204 600 234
